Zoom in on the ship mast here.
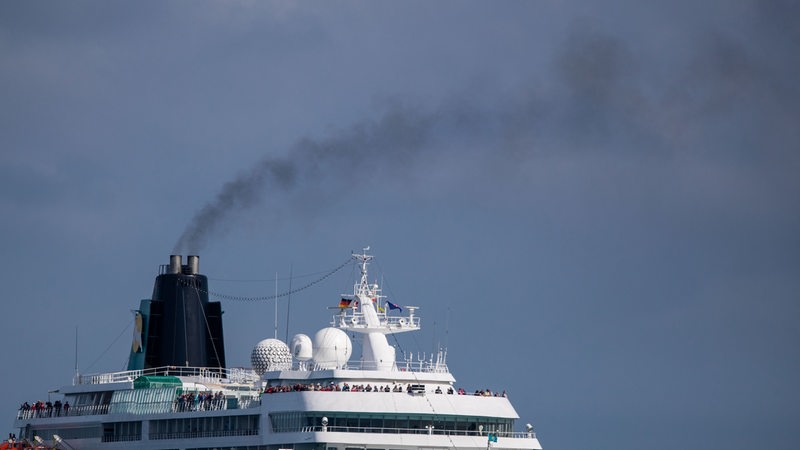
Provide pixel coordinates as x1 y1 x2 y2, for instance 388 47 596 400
354 248 374 299
334 247 420 370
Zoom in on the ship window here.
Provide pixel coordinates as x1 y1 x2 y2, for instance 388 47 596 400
150 414 260 440
26 425 101 441
185 445 273 449
395 416 409 429
269 412 514 436
101 420 142 442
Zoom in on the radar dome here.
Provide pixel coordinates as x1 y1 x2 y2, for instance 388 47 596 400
251 338 292 375
290 334 313 361
312 327 352 369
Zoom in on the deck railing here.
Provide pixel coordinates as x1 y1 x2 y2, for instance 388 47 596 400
74 366 260 385
288 425 536 439
16 404 110 420
16 398 263 420
171 396 260 413
101 434 142 442
149 429 259 440
341 360 449 373
270 359 449 373
75 361 448 386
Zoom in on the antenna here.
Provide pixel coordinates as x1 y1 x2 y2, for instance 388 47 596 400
432 320 437 353
274 272 278 339
445 306 450 350
285 264 293 343
73 326 79 384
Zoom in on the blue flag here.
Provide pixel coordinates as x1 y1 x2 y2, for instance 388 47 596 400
488 433 498 443
387 301 402 312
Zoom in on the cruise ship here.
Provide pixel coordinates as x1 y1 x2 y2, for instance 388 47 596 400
8 251 543 450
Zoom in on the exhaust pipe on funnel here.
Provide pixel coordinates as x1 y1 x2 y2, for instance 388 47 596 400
169 255 182 274
187 255 199 275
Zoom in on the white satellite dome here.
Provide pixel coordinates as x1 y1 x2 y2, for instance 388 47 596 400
251 338 292 375
312 327 352 369
290 334 313 361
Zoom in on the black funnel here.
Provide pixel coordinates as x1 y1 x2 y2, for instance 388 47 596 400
128 255 226 372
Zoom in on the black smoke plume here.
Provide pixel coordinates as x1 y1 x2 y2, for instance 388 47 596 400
174 10 799 253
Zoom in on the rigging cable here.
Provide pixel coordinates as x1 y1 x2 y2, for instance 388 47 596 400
84 319 133 373
388 324 459 449
189 279 224 369
204 257 352 302
374 262 458 447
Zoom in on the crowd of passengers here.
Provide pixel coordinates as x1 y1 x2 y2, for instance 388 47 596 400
19 386 508 420
261 383 507 397
18 400 70 418
174 391 225 412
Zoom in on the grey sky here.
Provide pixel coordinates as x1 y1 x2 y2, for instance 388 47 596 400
1 2 798 449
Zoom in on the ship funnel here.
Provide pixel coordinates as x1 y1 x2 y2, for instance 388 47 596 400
127 254 227 374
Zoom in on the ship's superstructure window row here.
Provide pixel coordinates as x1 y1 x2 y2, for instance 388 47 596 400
149 414 260 440
110 387 176 414
72 390 113 408
270 412 513 435
102 420 142 442
187 446 325 450
19 424 101 441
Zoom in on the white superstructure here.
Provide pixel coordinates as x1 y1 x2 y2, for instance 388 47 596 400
9 250 543 450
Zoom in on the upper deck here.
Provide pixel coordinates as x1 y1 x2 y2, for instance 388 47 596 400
71 365 259 388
